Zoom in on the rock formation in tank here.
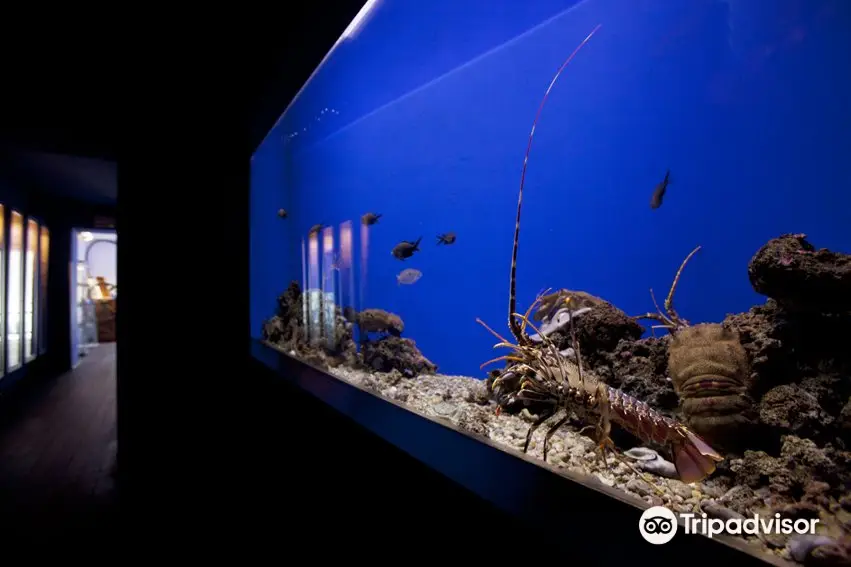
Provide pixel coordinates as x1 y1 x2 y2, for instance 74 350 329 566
356 308 437 376
261 283 436 376
748 233 851 314
259 234 851 565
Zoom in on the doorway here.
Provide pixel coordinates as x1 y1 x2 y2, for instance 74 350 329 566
70 229 117 369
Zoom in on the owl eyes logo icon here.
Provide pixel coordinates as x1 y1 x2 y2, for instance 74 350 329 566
639 506 678 544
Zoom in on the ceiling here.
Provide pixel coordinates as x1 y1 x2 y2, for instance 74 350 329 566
2 151 117 205
0 2 368 207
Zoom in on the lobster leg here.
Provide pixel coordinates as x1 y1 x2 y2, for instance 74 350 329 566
523 408 555 453
594 383 614 470
577 384 615 470
543 413 570 461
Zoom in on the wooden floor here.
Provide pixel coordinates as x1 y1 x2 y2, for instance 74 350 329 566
0 343 117 539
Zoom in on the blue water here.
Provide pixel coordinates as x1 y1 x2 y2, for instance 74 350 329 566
250 0 851 379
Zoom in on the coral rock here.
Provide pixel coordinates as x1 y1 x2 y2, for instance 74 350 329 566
262 281 307 349
759 384 833 439
541 290 643 368
361 336 437 377
572 300 644 355
358 308 404 336
276 281 302 319
723 301 792 392
839 398 851 434
730 436 845 505
748 233 851 313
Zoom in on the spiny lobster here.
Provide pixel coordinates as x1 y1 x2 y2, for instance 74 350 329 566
475 24 723 484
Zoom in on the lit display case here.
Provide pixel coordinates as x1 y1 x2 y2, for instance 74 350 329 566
24 218 38 362
7 210 23 371
38 227 49 355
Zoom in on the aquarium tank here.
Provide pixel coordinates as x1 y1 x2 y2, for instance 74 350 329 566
250 0 851 562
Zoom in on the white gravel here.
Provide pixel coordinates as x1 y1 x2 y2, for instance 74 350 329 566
267 336 816 561
275 344 805 564
324 362 724 510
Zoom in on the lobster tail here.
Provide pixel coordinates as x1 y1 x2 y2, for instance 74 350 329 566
671 427 724 484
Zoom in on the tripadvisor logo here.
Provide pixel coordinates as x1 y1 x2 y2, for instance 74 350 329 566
639 506 820 545
639 506 678 544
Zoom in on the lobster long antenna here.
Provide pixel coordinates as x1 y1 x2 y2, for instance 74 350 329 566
508 24 603 345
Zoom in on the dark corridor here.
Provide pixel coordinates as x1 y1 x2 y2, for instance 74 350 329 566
0 344 117 538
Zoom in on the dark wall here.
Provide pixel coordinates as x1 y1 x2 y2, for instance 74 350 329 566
0 167 115 394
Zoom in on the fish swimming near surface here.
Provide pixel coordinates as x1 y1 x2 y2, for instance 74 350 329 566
650 170 671 210
308 224 324 236
278 208 288 219
392 237 422 260
361 212 382 226
436 232 456 245
396 268 422 285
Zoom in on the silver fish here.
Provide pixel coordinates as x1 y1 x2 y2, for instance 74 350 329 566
396 268 422 285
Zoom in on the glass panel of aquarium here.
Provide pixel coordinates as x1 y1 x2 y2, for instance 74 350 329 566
39 227 49 355
7 211 23 371
250 0 851 561
24 218 38 361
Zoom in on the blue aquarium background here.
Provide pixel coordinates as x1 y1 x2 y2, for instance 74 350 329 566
250 0 851 379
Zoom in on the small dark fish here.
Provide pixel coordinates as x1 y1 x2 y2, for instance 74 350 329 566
436 232 456 245
278 208 288 219
361 212 382 226
650 170 671 210
308 224 324 236
396 268 422 285
391 236 422 260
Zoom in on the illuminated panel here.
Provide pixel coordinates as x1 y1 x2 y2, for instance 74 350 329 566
7 211 23 371
39 227 49 354
24 218 38 361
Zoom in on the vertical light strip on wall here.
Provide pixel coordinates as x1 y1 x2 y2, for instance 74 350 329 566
7 211 23 372
24 218 38 362
39 227 49 355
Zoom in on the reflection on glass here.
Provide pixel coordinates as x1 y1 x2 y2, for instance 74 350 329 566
7 211 23 371
39 227 49 355
24 218 38 362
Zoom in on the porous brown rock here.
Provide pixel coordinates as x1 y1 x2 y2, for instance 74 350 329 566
759 384 833 440
723 301 792 393
358 308 404 336
748 233 851 314
361 336 437 377
572 300 644 358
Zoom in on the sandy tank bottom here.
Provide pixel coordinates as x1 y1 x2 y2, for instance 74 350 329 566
269 340 831 565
